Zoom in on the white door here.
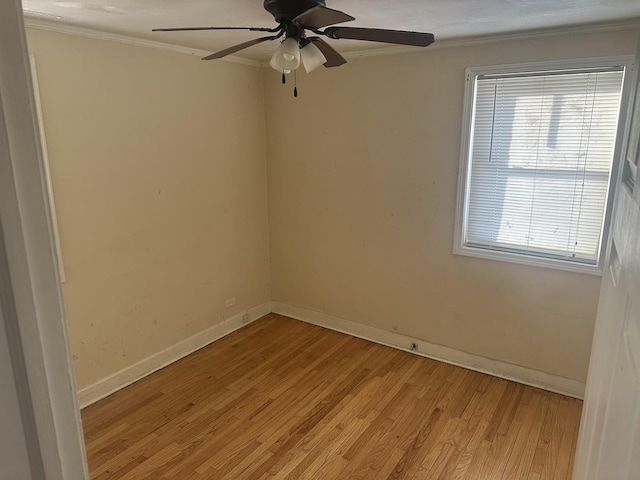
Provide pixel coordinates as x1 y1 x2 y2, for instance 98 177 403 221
573 37 640 480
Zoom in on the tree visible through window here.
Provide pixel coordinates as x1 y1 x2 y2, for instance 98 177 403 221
457 62 627 272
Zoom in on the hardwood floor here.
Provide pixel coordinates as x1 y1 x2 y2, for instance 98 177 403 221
81 314 582 479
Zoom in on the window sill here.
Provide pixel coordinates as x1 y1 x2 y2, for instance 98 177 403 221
453 244 604 276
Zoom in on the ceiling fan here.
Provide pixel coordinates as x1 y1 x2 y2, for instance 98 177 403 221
153 0 435 74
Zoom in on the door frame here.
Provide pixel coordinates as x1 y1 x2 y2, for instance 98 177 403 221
0 0 88 478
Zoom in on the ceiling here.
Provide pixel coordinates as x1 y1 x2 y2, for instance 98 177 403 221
22 0 640 62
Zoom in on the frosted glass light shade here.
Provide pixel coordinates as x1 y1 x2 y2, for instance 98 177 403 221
270 38 300 72
301 42 327 73
269 55 290 74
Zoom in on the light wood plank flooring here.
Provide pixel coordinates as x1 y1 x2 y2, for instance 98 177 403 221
82 314 582 479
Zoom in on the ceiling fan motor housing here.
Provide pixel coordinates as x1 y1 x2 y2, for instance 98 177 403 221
263 0 327 23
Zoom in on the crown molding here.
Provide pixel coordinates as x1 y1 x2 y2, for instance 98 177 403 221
23 18 263 68
24 16 640 68
341 18 640 61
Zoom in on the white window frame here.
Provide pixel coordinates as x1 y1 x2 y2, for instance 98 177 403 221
454 56 635 275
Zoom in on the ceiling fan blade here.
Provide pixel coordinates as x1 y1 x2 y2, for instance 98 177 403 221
294 5 355 29
153 26 279 32
324 27 435 47
202 36 279 60
309 37 347 68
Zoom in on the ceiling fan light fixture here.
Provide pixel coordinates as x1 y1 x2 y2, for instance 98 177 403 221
300 41 327 73
270 37 300 72
155 0 436 73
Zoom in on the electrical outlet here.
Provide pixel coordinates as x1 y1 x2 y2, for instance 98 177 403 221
410 342 419 352
225 297 236 308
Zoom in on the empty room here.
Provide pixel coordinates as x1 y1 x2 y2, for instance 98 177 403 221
2 0 640 478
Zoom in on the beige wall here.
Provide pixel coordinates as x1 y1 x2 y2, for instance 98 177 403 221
27 29 271 390
265 29 639 383
26 25 638 391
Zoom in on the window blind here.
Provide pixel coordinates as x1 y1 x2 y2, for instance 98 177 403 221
465 68 624 265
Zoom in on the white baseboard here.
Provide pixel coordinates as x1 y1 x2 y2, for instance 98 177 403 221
271 302 585 399
77 302 272 408
78 300 584 408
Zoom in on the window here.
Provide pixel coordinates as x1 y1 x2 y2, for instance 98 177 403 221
455 58 631 274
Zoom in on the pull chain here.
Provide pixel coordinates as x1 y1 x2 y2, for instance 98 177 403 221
293 69 298 98
282 72 286 84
